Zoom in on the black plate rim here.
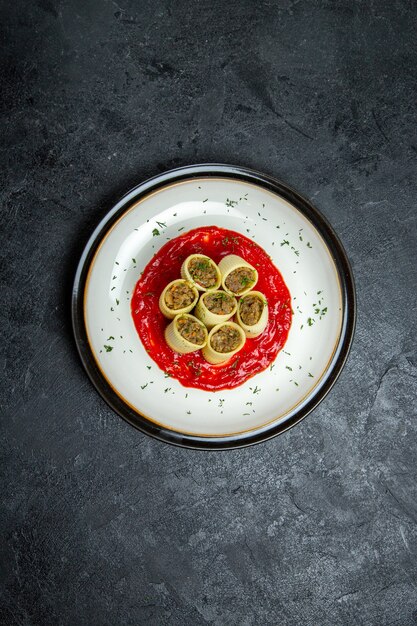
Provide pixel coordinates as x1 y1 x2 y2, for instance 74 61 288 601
72 163 356 450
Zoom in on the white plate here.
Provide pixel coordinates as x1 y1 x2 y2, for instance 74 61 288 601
72 164 355 449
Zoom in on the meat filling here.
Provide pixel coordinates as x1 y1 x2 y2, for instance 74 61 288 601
188 257 217 289
176 317 206 345
164 282 195 310
210 326 242 353
204 292 235 315
225 267 255 294
240 295 264 326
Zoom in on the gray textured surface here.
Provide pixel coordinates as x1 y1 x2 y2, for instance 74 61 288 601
1 1 417 624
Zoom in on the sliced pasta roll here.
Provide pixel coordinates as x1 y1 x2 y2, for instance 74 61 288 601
194 290 237 329
159 279 199 320
165 314 208 354
181 254 221 291
202 321 246 365
236 291 269 338
218 254 258 296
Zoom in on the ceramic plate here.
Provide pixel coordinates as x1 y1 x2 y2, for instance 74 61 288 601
72 164 355 449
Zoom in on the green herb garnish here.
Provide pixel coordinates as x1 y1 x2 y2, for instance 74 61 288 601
240 275 252 287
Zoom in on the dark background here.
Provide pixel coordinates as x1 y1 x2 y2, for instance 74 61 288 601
1 1 416 624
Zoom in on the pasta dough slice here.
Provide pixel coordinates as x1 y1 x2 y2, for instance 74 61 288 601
218 254 258 296
181 254 221 292
194 290 237 329
165 314 208 354
159 279 199 319
236 291 269 338
202 321 246 365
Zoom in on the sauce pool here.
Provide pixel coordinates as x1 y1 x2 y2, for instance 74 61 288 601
131 226 292 391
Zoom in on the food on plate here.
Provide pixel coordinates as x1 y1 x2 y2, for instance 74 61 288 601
236 291 269 338
159 279 199 319
165 314 208 354
194 290 237 329
158 244 275 365
181 254 221 291
132 225 292 391
202 321 246 364
218 254 258 296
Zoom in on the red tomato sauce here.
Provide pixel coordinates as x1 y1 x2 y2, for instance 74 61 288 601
131 226 292 391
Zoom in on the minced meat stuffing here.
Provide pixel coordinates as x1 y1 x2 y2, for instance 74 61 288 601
210 326 241 353
176 317 206 345
224 267 255 294
240 295 264 326
188 257 217 289
204 291 235 315
164 282 195 310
